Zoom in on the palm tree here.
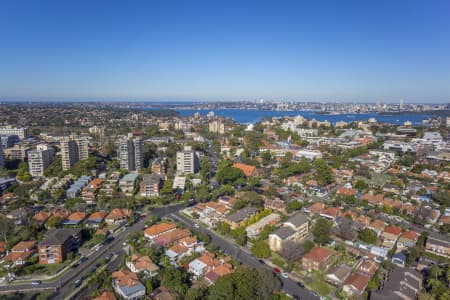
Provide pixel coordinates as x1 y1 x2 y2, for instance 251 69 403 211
430 266 443 281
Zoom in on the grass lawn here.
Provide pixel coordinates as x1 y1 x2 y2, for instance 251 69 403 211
307 271 334 298
270 252 288 269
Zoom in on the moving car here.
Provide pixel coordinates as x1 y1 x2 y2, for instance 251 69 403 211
73 279 82 287
31 280 41 286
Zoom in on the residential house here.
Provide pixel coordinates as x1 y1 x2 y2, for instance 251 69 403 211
188 253 223 279
326 264 352 286
268 213 309 251
119 173 139 197
144 223 177 240
105 208 132 225
371 267 423 300
3 241 37 267
397 230 419 250
165 243 190 263
82 178 104 204
392 253 407 267
204 263 233 285
0 242 6 258
320 207 341 221
356 259 379 277
217 196 236 209
112 270 146 300
38 229 81 264
126 255 159 277
154 229 191 247
381 226 402 249
370 246 389 260
302 247 333 272
232 163 258 177
343 273 370 297
225 207 259 230
368 219 386 237
33 211 52 226
93 291 117 300
303 202 326 215
86 211 107 228
63 212 86 226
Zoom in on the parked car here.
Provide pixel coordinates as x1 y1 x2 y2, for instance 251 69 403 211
281 272 289 279
273 267 281 274
80 256 88 263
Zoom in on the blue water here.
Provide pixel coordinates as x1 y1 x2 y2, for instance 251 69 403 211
173 109 430 125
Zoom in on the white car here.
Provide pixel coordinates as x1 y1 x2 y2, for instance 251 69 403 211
281 272 289 279
194 223 200 228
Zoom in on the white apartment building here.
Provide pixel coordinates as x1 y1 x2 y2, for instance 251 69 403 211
28 144 55 177
60 140 78 171
118 135 143 171
0 126 29 139
176 146 199 174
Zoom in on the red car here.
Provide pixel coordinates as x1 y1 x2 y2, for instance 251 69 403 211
273 267 281 274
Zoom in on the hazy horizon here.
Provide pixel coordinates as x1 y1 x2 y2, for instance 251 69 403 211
1 1 450 102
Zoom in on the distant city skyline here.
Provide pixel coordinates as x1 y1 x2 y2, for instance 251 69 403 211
1 1 450 103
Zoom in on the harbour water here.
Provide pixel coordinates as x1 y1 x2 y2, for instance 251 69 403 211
173 109 431 125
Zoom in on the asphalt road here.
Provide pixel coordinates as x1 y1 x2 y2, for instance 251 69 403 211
171 212 319 300
0 202 187 299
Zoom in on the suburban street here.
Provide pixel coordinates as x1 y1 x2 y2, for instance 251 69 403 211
0 203 187 299
171 211 319 300
0 200 319 299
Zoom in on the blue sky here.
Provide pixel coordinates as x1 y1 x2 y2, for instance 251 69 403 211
1 0 449 103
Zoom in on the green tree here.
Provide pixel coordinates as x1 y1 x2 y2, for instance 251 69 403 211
313 159 333 185
358 228 378 244
160 266 190 296
216 166 245 185
312 218 332 244
45 216 63 229
355 180 368 191
251 240 271 258
185 287 208 300
0 217 14 243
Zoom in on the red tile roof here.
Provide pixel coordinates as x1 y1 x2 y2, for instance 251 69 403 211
384 226 402 236
303 247 333 264
232 163 256 177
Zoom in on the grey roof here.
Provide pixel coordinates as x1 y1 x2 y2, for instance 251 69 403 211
286 213 308 228
226 207 259 223
426 236 450 248
326 264 352 282
273 226 296 240
371 267 422 300
142 174 164 184
39 229 80 246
